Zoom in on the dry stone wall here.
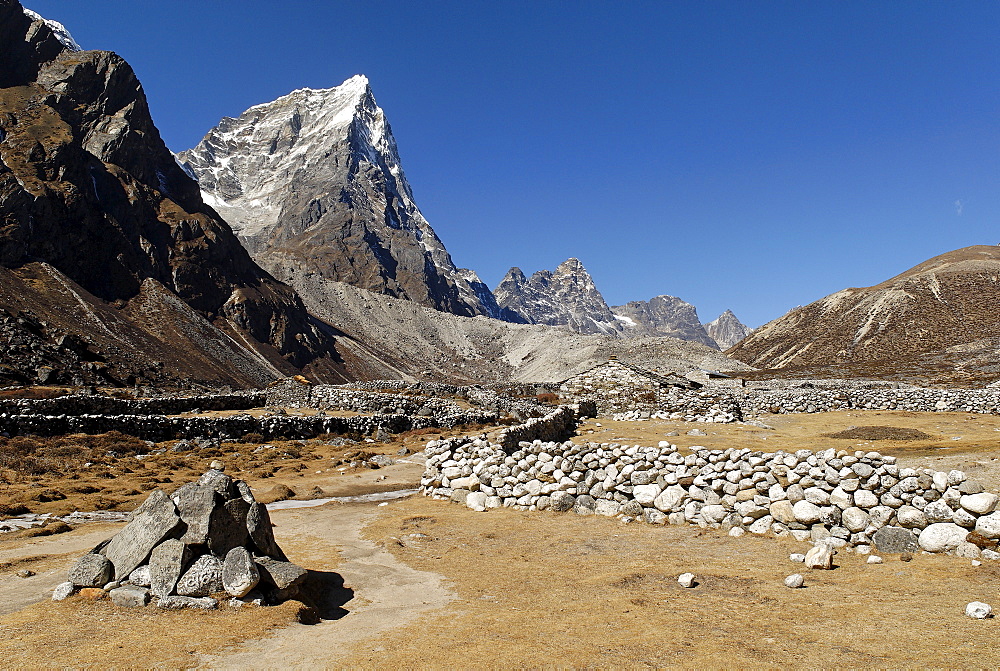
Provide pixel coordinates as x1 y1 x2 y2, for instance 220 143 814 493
0 407 495 442
0 392 265 417
559 362 667 413
422 436 1000 558
597 386 1000 423
495 403 595 453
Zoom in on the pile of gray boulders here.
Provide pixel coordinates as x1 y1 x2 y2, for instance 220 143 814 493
53 465 307 610
422 437 1000 559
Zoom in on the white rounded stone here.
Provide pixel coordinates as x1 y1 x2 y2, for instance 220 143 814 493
784 574 804 588
918 523 969 553
966 601 992 619
961 493 998 515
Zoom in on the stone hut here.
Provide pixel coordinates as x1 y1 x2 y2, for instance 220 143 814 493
558 359 700 413
265 376 313 407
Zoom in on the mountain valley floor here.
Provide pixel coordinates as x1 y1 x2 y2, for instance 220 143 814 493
1 408 1000 666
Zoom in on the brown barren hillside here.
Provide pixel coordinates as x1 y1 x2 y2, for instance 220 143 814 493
728 245 1000 384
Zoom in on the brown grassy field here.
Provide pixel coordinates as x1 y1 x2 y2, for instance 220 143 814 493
1 409 1000 667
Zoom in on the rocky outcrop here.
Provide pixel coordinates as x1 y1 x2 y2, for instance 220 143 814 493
704 309 753 349
0 2 345 388
178 75 504 320
728 246 1000 381
611 295 718 348
494 259 622 335
58 467 306 609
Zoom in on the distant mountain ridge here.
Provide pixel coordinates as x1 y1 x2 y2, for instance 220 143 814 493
611 295 719 349
494 259 622 335
728 245 1000 383
705 310 753 349
178 75 506 320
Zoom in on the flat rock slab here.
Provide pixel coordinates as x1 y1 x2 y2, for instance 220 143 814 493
149 539 191 598
255 557 307 590
172 483 218 545
103 490 181 580
872 526 918 554
208 498 251 557
157 595 218 610
246 502 286 561
68 554 112 588
109 585 150 608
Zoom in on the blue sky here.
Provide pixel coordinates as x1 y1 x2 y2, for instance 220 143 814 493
25 1 999 327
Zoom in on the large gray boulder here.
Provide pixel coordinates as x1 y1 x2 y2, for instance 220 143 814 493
103 490 182 580
222 547 260 598
246 502 287 561
68 554 112 587
872 526 918 553
208 498 251 556
171 483 218 545
149 539 191 598
176 554 224 597
255 557 307 590
549 491 575 512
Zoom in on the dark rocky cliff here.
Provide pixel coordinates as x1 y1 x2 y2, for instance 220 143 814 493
0 1 346 387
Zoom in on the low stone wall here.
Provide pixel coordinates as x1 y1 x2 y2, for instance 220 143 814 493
626 386 1000 423
0 405 495 442
496 403 595 454
739 388 1000 416
422 437 1000 557
0 393 265 417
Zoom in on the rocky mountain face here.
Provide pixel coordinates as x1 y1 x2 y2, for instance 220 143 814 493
704 309 753 350
494 259 623 335
290 277 752 384
728 246 1000 384
178 76 505 320
611 295 718 349
0 1 345 388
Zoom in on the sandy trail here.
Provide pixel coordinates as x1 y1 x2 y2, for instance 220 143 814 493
199 498 453 668
0 523 121 616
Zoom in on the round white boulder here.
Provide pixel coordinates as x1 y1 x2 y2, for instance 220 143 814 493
961 493 998 515
793 500 823 525
784 574 804 588
918 523 969 553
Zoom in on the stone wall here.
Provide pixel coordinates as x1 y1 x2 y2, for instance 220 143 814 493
605 386 1000 423
421 436 1000 557
0 392 265 417
496 402 595 454
0 410 485 442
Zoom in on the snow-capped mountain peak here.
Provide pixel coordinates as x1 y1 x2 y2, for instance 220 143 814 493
179 75 506 319
22 7 81 52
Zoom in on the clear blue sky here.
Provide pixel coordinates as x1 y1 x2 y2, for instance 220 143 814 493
25 1 1000 327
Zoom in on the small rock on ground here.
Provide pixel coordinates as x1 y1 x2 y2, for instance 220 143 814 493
784 574 804 588
966 602 993 619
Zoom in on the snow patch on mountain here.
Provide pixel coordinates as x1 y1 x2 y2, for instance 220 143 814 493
179 74 504 318
22 8 81 51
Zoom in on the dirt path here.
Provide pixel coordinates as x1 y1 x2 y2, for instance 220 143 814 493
0 523 121 616
199 498 453 668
